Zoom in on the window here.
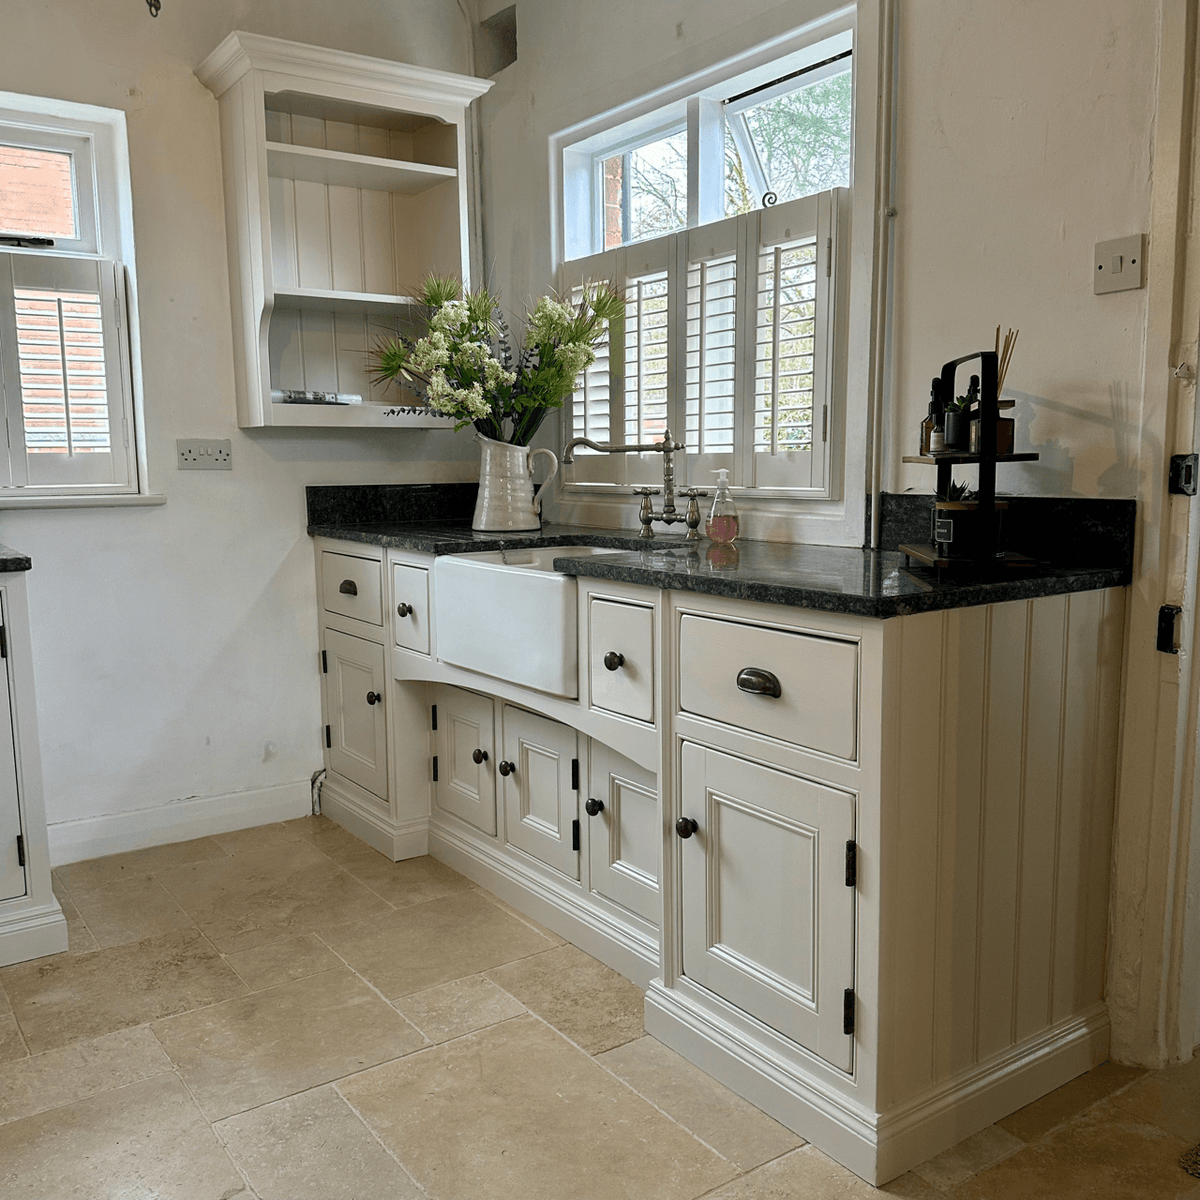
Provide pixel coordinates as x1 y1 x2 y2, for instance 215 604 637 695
556 19 854 503
0 94 146 503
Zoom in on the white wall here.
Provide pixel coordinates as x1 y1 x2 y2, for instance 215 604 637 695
0 0 478 861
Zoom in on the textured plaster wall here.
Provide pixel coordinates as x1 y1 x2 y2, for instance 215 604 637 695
0 0 475 855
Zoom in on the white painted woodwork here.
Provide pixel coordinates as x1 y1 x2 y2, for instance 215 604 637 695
195 32 491 429
501 705 580 880
589 598 654 723
0 620 22 901
432 685 497 836
585 740 658 925
391 562 430 655
321 551 383 627
679 741 855 1072
677 613 859 760
323 628 388 803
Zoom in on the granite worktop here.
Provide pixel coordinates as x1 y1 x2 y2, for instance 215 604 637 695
0 544 32 573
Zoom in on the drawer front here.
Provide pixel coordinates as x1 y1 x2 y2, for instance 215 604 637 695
589 599 654 723
322 552 383 627
678 614 858 760
392 563 430 655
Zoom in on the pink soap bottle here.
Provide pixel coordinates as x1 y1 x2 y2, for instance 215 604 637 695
705 469 739 544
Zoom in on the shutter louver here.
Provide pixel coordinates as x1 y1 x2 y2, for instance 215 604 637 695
624 271 669 445
685 253 737 455
570 286 612 446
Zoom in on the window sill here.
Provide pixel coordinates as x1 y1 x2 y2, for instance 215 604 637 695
0 493 167 510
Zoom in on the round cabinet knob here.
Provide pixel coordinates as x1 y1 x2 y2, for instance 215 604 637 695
366 691 382 706
584 798 605 817
396 603 413 618
498 760 516 777
603 651 625 672
472 748 489 765
675 816 698 839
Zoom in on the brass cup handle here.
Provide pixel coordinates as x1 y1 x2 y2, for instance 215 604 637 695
603 651 625 672
675 817 698 839
736 667 782 698
584 798 605 816
498 760 516 777
397 603 413 617
366 691 382 706
472 748 489 764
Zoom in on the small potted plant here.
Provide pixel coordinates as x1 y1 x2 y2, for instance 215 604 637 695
944 376 978 451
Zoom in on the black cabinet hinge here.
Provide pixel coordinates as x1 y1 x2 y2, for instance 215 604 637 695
0 624 7 659
1157 605 1182 654
16 833 24 867
321 649 327 674
843 988 855 1036
845 840 857 888
571 758 579 791
431 704 437 731
324 724 331 749
432 755 439 782
571 818 580 851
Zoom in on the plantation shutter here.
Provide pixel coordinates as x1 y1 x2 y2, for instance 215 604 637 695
0 251 135 493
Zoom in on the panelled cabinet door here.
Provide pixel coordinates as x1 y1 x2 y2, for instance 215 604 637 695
323 628 388 802
432 685 497 835
0 615 24 902
586 741 658 925
679 742 856 1071
502 705 579 879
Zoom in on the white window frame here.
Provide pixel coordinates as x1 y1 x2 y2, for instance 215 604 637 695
0 92 154 508
548 2 890 548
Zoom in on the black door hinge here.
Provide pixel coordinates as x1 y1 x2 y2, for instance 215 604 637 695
321 649 327 674
0 625 7 659
324 724 331 749
16 833 24 867
571 757 579 791
845 840 857 888
571 818 580 851
431 704 437 731
1157 605 1182 654
432 755 439 782
1170 453 1199 496
843 988 855 1036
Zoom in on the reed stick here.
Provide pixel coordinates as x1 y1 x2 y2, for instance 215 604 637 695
994 325 1019 396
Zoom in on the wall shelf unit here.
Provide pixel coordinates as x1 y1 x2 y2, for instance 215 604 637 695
197 32 492 429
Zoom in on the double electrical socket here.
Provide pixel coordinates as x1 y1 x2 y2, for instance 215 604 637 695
176 439 232 470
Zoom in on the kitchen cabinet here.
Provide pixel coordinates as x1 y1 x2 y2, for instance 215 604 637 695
322 628 388 804
196 33 491 429
431 684 496 835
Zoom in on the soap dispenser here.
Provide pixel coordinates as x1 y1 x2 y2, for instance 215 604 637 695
706 470 739 543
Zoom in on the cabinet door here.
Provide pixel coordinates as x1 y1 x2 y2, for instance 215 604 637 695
324 628 388 802
586 741 658 925
679 743 855 1071
0 617 23 902
502 705 579 879
432 685 497 835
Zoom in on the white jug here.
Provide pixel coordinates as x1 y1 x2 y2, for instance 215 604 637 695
472 434 559 531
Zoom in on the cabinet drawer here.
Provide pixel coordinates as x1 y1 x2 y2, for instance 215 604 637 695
589 599 654 723
322 552 382 627
678 614 858 760
392 563 430 655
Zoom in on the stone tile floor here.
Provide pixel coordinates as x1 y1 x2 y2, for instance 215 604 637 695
0 815 1197 1198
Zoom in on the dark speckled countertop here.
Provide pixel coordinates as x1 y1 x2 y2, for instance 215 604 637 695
0 544 31 573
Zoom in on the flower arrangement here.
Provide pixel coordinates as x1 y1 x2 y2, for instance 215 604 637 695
372 276 622 446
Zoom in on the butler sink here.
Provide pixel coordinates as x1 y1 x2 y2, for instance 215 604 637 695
433 546 623 697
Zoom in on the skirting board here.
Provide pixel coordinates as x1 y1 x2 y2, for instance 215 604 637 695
0 901 68 967
645 983 1109 1186
320 781 429 861
47 781 312 866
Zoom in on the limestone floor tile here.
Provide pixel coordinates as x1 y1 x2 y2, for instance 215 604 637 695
0 927 248 1054
954 1099 1200 1200
152 966 428 1121
223 932 342 991
283 814 366 858
475 886 567 946
392 974 527 1043
68 875 197 949
1111 1051 1200 1143
320 888 554 998
0 1015 25 1065
486 943 644 1055
0 980 10 1017
336 848 475 908
54 836 230 892
0 1072 246 1200
703 1146 937 1198
912 1123 1024 1189
597 1035 803 1170
210 821 300 855
154 839 395 954
0 1026 172 1126
339 1014 738 1200
55 892 99 956
998 1059 1148 1143
217 1084 422 1200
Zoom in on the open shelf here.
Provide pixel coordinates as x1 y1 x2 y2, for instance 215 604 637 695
902 452 1040 466
265 142 456 194
272 287 421 316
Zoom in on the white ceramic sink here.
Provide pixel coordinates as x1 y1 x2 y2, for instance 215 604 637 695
433 546 624 697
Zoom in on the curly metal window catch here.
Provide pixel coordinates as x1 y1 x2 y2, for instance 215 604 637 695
762 191 778 208
146 0 161 15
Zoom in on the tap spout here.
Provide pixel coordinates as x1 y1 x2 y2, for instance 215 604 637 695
562 435 676 464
